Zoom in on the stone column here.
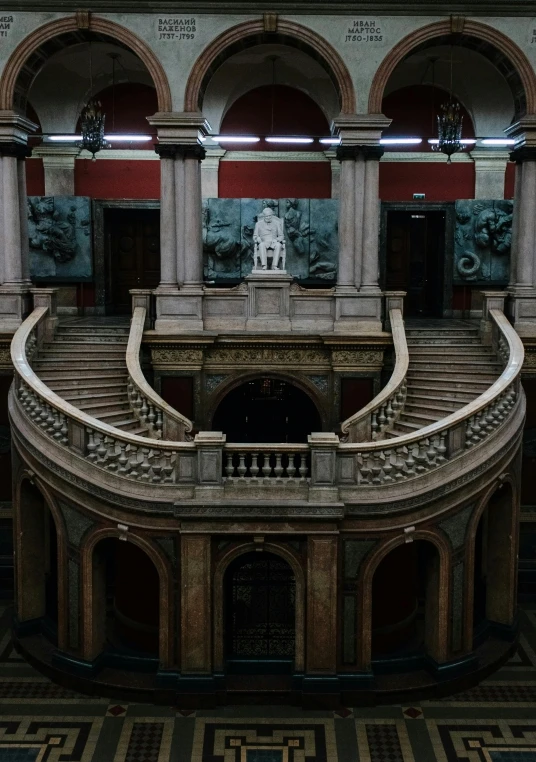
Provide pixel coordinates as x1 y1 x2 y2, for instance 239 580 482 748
0 113 35 330
31 145 79 196
180 534 212 675
361 146 384 293
504 117 536 334
201 148 225 198
148 113 210 331
471 150 509 200
154 146 178 290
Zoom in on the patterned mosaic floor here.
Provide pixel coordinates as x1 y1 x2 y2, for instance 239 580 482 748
1 604 536 761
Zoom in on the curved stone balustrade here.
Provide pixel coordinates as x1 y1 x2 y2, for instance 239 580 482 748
126 306 193 441
337 309 524 486
340 308 408 443
11 305 524 498
11 306 195 486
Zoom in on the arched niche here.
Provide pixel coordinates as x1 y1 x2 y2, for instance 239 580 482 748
359 531 451 670
465 479 518 649
15 476 67 649
81 529 172 668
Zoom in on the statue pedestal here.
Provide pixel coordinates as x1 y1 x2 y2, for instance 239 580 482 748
246 272 292 331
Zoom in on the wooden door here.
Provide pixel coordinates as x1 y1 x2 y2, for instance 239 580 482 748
108 209 160 314
385 210 445 317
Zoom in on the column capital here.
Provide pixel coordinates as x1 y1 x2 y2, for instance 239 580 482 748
147 111 210 144
0 110 37 145
509 146 536 164
0 142 32 159
331 113 391 145
336 144 384 161
155 143 206 161
505 116 536 148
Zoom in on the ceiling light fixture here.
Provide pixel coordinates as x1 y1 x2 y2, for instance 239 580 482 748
380 138 422 145
479 138 516 146
432 44 465 162
266 137 314 144
210 136 261 143
78 42 108 160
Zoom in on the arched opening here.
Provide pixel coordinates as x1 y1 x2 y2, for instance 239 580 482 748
472 483 516 643
17 481 59 643
212 377 322 442
5 24 166 314
224 551 296 674
90 538 160 665
371 540 442 666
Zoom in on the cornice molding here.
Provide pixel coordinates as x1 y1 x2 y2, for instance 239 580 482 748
1 1 536 14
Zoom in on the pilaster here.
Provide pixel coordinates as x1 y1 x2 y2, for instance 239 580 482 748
0 111 37 331
201 148 226 198
504 117 536 335
31 145 79 196
471 150 509 200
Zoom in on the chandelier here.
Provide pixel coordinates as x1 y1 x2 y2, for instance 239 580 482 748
433 99 464 162
79 98 108 159
78 42 108 159
432 45 465 163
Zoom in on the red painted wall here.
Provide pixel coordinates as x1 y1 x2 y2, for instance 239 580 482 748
219 161 331 198
75 158 160 199
380 162 475 202
505 162 515 199
26 158 45 196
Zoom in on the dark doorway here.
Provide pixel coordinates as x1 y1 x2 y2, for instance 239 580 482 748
384 210 446 317
106 209 160 314
213 378 321 443
225 552 295 674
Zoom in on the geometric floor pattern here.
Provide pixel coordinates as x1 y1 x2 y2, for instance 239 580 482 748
0 604 536 761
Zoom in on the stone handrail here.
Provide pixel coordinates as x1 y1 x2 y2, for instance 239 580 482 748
11 307 195 486
340 308 408 443
337 309 524 485
127 306 193 441
223 443 311 481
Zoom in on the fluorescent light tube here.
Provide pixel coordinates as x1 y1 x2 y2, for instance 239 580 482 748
380 138 422 145
265 137 314 144
105 135 152 142
428 138 476 145
319 137 341 145
479 138 515 146
211 136 260 143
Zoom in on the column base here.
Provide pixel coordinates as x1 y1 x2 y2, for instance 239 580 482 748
154 287 204 332
506 287 536 336
0 284 32 332
334 288 382 333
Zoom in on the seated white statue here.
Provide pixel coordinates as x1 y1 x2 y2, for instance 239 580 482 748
253 207 286 271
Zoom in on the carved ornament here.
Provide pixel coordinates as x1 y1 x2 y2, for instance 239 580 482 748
206 346 329 365
151 347 204 365
332 350 383 365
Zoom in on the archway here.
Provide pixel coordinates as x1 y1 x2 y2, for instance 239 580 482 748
16 480 62 644
470 482 517 644
184 19 356 114
224 550 296 674
0 16 171 112
212 377 322 442
370 541 442 665
368 20 536 116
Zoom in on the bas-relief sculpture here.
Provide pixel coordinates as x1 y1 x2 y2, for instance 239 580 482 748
202 198 338 282
454 199 513 285
28 196 92 280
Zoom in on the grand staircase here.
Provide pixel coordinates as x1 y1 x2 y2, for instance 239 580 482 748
385 320 504 438
31 318 150 436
